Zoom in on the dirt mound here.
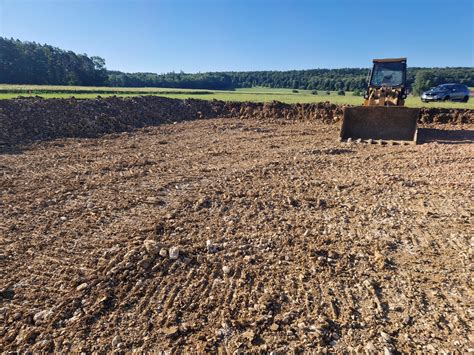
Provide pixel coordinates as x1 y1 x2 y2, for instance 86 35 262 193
0 96 472 146
419 107 473 124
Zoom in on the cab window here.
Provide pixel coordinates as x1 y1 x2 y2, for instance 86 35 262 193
370 62 405 87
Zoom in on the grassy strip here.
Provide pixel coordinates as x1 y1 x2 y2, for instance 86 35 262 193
0 85 472 109
0 84 215 93
0 89 213 95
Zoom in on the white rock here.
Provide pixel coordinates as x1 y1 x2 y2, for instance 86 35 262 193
112 335 121 347
206 239 216 253
169 247 179 260
362 279 372 289
380 331 393 343
143 239 159 256
145 196 158 204
222 266 231 275
159 248 168 257
76 283 88 291
33 309 52 324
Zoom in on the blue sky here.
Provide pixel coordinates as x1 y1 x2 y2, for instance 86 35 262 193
1 0 473 73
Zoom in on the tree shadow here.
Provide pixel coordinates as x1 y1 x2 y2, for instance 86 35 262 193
418 128 474 144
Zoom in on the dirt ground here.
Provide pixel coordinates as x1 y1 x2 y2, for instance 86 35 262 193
1 118 473 352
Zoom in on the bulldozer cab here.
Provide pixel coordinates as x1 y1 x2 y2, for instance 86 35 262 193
340 58 419 144
369 59 406 88
364 58 408 107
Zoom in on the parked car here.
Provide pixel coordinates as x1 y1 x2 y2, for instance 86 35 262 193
421 83 470 102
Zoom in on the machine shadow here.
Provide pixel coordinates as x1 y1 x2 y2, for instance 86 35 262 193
0 146 24 155
418 128 474 144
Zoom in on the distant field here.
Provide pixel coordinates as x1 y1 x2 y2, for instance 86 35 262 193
0 84 213 93
0 84 473 109
0 84 212 97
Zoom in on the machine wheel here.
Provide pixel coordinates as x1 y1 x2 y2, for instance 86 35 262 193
462 96 469 102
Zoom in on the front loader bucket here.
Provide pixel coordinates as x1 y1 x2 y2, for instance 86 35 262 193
340 106 419 144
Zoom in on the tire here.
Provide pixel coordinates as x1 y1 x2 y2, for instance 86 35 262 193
443 96 450 102
462 96 469 103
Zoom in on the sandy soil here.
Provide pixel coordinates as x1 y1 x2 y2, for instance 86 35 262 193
1 118 473 352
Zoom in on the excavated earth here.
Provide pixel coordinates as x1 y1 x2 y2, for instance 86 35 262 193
1 98 474 352
0 96 472 146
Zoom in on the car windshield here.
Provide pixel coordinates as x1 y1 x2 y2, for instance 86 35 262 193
436 85 453 91
370 62 405 87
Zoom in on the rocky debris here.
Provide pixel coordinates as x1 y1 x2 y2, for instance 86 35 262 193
0 117 472 353
163 326 179 337
138 257 153 270
111 335 121 348
195 196 211 210
143 239 160 256
0 96 471 146
169 247 180 260
33 309 53 324
380 331 394 343
75 283 88 291
206 239 217 253
222 265 231 275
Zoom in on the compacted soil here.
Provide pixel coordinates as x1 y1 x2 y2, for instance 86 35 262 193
1 118 473 352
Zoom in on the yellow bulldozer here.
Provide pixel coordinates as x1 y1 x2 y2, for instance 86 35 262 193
340 58 419 144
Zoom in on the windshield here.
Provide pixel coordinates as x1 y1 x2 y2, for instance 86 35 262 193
370 62 405 87
435 85 452 91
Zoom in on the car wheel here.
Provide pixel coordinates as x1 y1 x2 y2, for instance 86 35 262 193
443 96 450 102
462 96 469 103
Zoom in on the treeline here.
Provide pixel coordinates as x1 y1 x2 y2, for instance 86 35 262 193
1 37 473 92
108 68 369 91
231 67 474 91
226 69 369 91
0 37 108 86
107 67 474 92
108 71 234 90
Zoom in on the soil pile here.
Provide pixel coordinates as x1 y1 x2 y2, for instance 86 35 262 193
0 96 472 146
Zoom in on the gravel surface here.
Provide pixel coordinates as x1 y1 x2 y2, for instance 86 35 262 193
1 118 473 352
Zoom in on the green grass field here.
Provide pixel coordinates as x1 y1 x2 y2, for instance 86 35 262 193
0 84 472 109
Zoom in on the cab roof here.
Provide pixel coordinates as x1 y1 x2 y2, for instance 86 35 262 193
373 58 407 63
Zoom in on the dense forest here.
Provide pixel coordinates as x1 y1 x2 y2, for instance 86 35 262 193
108 68 474 93
108 70 234 90
1 37 473 93
0 37 108 86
